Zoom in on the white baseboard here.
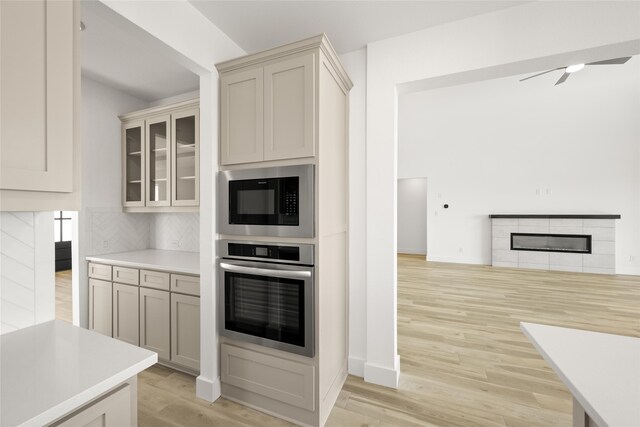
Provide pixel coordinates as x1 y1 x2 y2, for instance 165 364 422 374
364 355 400 389
196 375 221 402
427 254 488 265
348 356 365 377
397 248 427 255
615 266 640 276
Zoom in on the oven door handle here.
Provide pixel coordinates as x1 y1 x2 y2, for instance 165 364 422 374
219 262 311 279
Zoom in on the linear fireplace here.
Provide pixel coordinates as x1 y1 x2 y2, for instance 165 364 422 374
511 233 592 254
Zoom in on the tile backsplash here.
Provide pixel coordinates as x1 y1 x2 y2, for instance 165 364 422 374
86 210 150 256
150 213 199 252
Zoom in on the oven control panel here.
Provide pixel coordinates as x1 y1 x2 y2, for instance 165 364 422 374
220 240 314 266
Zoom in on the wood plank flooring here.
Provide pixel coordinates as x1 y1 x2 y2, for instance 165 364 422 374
55 257 640 426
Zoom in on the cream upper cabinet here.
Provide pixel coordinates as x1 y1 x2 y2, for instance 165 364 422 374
120 99 199 212
264 54 315 161
218 53 315 165
0 0 80 211
122 121 145 207
220 68 264 165
172 108 200 206
146 115 171 207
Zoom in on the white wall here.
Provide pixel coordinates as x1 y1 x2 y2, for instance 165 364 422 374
397 178 427 255
77 76 150 327
398 60 640 272
339 48 367 377
0 212 54 334
362 1 640 388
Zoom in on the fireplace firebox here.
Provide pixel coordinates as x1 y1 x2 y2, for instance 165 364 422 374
510 233 592 254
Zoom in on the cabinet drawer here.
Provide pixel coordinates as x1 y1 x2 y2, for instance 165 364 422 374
221 343 315 411
113 266 139 286
88 263 112 281
170 274 200 296
50 383 132 427
140 270 170 291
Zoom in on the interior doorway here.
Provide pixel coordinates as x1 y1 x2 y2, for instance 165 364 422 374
397 178 428 257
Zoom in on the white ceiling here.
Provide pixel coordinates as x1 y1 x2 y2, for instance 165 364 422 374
81 1 528 101
81 1 199 102
189 1 528 54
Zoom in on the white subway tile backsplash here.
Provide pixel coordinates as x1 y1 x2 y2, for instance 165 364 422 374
583 227 615 241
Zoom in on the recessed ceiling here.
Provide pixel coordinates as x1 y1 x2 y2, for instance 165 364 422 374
189 1 528 55
81 1 199 102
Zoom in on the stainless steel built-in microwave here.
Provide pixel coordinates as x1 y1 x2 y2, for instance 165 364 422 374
219 165 314 238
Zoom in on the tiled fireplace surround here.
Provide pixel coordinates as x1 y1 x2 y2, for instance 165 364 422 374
491 215 620 274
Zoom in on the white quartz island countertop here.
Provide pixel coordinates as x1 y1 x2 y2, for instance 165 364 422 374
86 249 199 275
1 320 157 427
521 322 640 427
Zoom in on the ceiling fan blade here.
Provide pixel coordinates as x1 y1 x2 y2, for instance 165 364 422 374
520 68 563 82
555 72 570 85
586 57 632 65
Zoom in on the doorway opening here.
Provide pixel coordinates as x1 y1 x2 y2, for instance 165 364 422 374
397 177 427 258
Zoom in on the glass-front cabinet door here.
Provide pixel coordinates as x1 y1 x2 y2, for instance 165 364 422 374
146 115 171 206
171 108 199 206
122 121 145 207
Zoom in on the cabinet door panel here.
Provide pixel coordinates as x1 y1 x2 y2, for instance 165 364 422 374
145 115 171 207
0 0 75 192
171 293 200 371
89 279 112 337
171 108 199 206
220 68 264 165
264 54 315 161
122 121 145 207
139 288 170 361
113 283 139 346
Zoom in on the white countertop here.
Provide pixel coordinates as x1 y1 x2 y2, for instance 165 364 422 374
521 322 640 427
86 249 199 275
1 320 157 427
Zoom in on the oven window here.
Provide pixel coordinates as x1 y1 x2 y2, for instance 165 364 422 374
229 177 299 226
225 272 305 347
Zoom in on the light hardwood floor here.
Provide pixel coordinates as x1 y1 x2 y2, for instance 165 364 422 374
55 258 640 426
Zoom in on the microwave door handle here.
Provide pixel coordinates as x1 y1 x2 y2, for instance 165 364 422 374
219 262 311 279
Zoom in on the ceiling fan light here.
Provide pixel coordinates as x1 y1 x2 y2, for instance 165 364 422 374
566 63 585 73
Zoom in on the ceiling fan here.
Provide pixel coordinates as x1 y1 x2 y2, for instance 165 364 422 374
520 57 632 86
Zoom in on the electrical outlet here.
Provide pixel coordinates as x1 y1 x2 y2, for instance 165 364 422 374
458 247 463 253
535 188 541 196
171 239 180 249
630 255 636 262
102 240 109 249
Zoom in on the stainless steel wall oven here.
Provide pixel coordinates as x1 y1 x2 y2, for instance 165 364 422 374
218 240 314 357
219 165 314 238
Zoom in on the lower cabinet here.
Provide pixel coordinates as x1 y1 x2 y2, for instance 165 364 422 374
51 383 132 427
140 287 171 361
88 264 200 373
113 283 140 346
88 279 112 337
170 293 200 371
